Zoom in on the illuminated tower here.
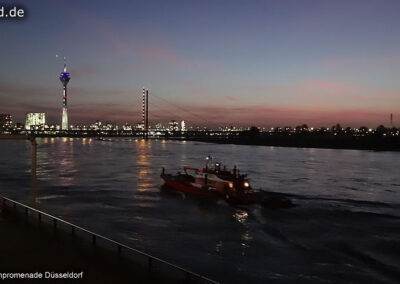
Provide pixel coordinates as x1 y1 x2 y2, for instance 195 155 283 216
181 120 186 132
59 58 70 130
142 87 149 138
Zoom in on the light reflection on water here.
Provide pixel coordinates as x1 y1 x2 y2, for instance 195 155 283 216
57 140 76 187
233 210 249 224
0 138 399 283
136 139 153 192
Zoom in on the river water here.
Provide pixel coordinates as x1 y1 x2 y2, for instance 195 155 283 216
0 138 399 283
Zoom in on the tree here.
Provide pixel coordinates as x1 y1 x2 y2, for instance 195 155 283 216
240 126 260 139
248 126 260 136
344 127 352 135
375 125 386 136
331 123 342 132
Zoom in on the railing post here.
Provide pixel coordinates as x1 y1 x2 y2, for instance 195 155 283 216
71 226 75 235
92 235 96 245
38 212 41 222
13 202 16 209
118 245 122 256
53 218 57 229
186 272 191 283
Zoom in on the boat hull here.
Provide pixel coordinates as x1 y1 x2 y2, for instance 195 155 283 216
161 174 292 208
161 175 221 199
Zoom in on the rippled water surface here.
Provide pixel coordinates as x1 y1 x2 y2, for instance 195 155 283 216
0 138 399 283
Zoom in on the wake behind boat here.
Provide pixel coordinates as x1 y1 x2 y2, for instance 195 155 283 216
160 156 293 208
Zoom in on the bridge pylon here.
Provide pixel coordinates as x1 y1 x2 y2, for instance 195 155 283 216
142 87 149 139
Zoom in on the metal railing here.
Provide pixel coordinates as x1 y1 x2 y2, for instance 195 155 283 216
0 196 218 284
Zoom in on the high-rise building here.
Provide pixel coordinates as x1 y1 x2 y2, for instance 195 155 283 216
168 120 179 131
181 120 186 132
136 123 145 130
25 113 45 130
59 58 71 130
122 123 133 131
155 123 163 130
0 114 12 128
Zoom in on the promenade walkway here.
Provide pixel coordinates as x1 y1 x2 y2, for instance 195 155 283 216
0 197 217 284
0 211 173 283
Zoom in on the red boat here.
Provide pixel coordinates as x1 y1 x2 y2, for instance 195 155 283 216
160 157 292 208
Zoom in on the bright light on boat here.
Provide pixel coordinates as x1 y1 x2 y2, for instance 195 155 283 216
229 182 234 188
244 182 249 187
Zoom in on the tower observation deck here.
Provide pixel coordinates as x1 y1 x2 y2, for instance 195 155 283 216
59 58 70 130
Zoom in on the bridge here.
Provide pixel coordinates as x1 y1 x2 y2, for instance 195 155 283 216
21 129 241 138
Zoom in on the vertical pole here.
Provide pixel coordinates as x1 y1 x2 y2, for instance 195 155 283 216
146 89 149 139
142 87 146 139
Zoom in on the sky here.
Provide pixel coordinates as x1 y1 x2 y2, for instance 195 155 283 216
1 0 400 128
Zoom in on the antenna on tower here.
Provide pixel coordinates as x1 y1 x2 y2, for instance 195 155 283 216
63 57 67 72
390 113 393 127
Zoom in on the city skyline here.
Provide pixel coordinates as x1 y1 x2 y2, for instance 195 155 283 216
1 0 400 127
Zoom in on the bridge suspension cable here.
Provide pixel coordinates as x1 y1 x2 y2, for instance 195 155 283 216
149 92 211 126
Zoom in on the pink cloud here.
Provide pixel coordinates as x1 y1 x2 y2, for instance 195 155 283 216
248 79 360 95
246 79 363 106
301 80 360 93
123 42 218 69
176 105 395 128
224 96 237 102
322 54 400 72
